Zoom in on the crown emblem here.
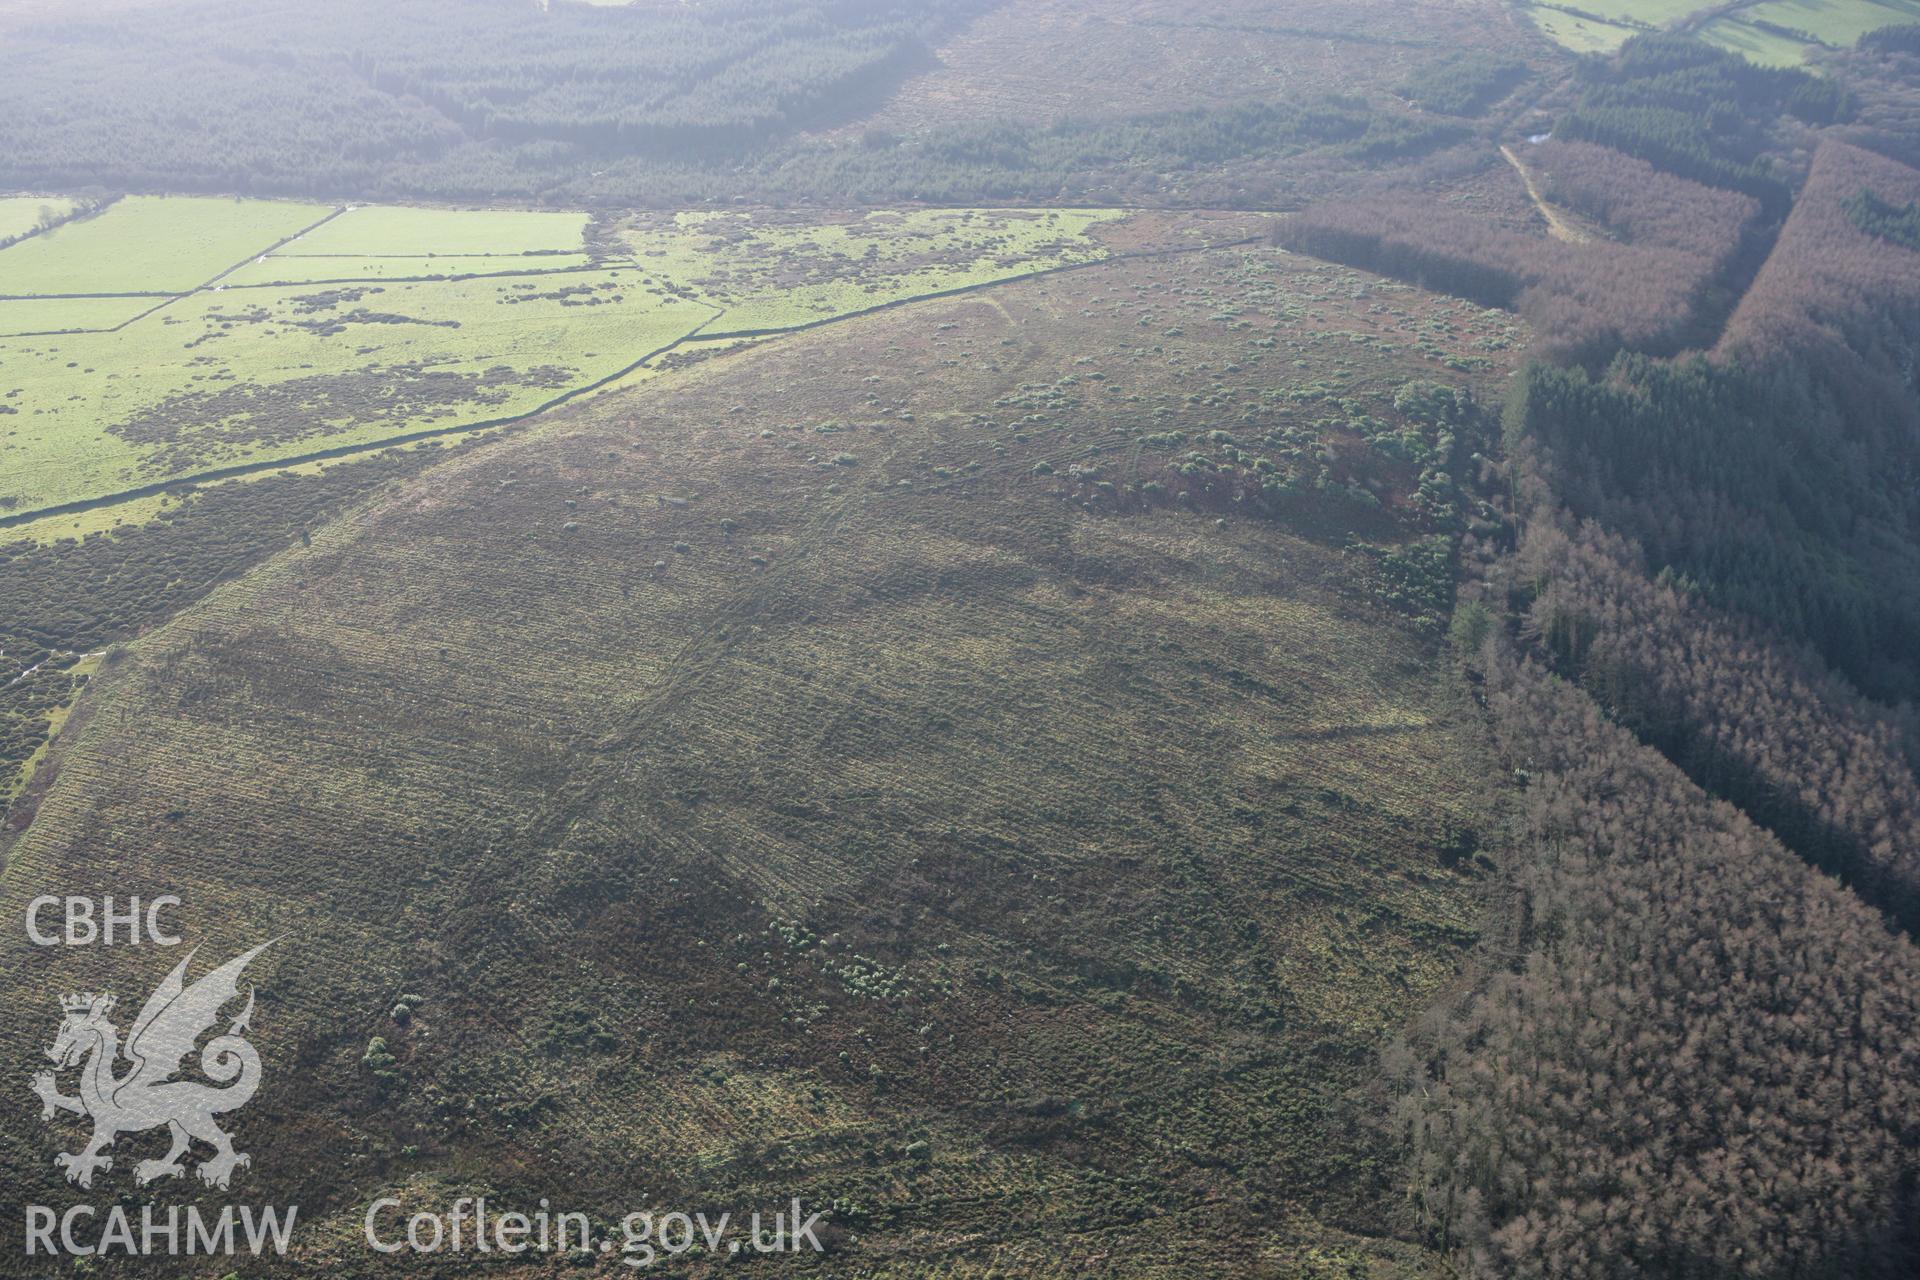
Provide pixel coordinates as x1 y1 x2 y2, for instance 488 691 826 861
60 993 112 1015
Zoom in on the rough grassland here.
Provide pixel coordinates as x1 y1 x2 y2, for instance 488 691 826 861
1562 0 1706 22
0 245 1515 1276
0 195 328 295
628 207 1134 332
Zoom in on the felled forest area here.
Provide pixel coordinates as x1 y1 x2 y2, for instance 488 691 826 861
0 446 458 801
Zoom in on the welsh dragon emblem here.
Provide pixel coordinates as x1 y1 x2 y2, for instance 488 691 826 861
30 942 271 1190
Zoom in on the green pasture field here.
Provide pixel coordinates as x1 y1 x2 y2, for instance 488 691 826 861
1697 15 1822 63
0 270 709 512
629 207 1129 332
0 295 157 335
1744 0 1920 46
0 195 328 296
283 204 590 256
1527 6 1639 53
1520 0 1709 57
1563 0 1708 24
1528 0 1920 60
0 198 1141 518
0 195 78 243
221 253 599 286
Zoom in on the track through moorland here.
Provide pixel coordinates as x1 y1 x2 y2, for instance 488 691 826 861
1501 143 1595 243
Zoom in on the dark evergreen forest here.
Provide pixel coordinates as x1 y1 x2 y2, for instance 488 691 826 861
0 0 1465 205
0 0 987 198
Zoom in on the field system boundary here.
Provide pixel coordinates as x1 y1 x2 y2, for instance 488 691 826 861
0 205 350 338
0 257 631 336
0 303 722 531
216 259 636 292
0 290 176 302
271 250 587 259
1526 0 1825 58
0 192 113 255
0 231 1268 532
